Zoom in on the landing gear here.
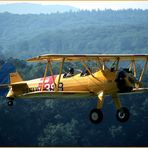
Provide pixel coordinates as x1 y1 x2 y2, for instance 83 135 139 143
89 92 130 123
7 100 13 106
89 91 104 124
89 109 103 124
116 107 130 122
7 97 14 107
112 94 130 123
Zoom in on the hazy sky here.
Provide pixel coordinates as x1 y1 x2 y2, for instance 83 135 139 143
0 1 148 10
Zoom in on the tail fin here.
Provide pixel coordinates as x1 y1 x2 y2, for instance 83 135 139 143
0 63 16 96
10 72 23 84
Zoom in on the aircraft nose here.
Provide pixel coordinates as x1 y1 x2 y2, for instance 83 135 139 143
115 70 133 93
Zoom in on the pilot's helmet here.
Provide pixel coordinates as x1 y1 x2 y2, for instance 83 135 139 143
69 67 74 74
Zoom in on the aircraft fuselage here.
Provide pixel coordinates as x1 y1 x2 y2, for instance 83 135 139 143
7 70 119 98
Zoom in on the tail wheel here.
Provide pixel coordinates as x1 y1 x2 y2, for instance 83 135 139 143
116 107 130 122
89 109 103 124
7 100 13 106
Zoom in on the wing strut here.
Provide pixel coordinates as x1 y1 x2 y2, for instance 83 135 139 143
56 58 65 91
81 60 104 88
115 57 120 70
81 60 103 82
129 62 133 71
81 60 94 77
48 60 56 88
139 58 148 83
41 62 49 91
97 58 102 69
111 57 120 71
133 60 137 77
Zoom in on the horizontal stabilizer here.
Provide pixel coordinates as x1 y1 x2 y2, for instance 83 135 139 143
11 83 28 93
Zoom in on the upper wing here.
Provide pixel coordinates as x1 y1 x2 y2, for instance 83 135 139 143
27 54 148 63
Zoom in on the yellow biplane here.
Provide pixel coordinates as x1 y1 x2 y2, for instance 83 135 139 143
1 54 148 124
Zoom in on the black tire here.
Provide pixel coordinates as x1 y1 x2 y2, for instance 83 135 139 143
7 100 13 106
116 107 130 122
89 109 103 124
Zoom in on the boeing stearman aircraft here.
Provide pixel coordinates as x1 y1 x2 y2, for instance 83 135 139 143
0 54 148 124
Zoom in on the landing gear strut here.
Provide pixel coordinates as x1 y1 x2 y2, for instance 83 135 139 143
112 94 130 123
90 91 104 124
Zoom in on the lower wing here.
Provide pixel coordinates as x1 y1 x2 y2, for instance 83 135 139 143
17 91 95 99
119 88 148 95
132 88 148 93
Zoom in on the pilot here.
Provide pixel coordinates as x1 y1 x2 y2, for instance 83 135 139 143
84 68 90 76
66 67 74 77
81 67 90 76
63 67 74 78
111 67 115 72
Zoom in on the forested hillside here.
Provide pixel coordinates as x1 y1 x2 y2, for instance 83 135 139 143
0 9 148 59
0 9 148 146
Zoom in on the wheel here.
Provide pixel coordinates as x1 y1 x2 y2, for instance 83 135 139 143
7 100 13 106
116 107 130 122
89 109 103 124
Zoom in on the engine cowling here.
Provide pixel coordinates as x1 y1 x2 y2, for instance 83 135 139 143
115 69 136 93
